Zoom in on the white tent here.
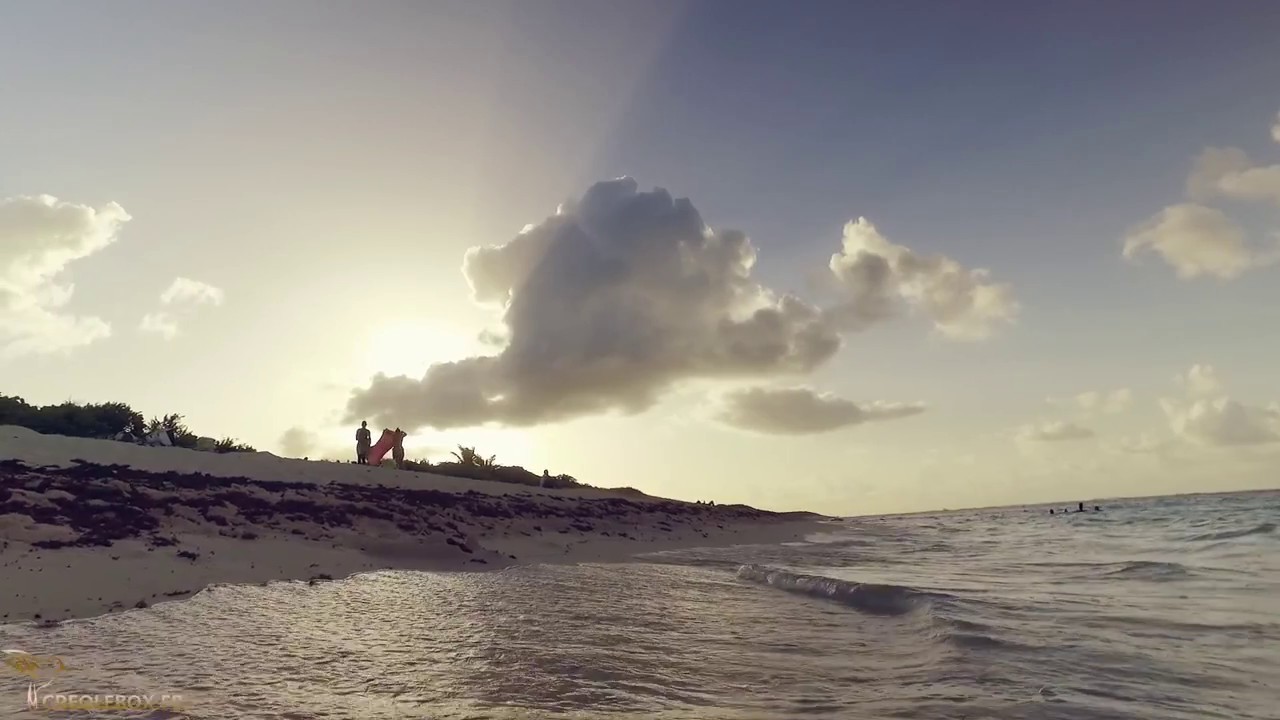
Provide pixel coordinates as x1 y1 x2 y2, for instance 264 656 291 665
144 428 173 447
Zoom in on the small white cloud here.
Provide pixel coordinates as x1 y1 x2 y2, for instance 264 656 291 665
1160 364 1280 446
1049 388 1132 415
1215 164 1280 206
1101 388 1133 414
139 312 178 339
139 277 225 339
0 194 130 358
1177 364 1223 399
1162 396 1280 446
160 277 224 306
1122 203 1264 280
1185 147 1254 201
1116 433 1165 454
716 386 925 435
1128 110 1280 280
827 217 1017 340
1017 420 1095 442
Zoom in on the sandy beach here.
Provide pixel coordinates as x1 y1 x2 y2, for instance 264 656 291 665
0 425 824 625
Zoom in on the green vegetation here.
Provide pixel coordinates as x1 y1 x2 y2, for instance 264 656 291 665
1 395 144 440
214 437 257 454
0 394 255 453
396 445 584 488
422 444 584 489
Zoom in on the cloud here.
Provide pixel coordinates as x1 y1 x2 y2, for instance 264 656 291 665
1272 110 1280 145
1017 420 1095 442
1186 141 1280 207
827 218 1017 340
0 194 130 358
160 277 224 306
1121 203 1262 279
1049 388 1132 415
715 386 925 434
1161 364 1279 446
348 178 841 429
349 180 1017 430
1176 363 1222 399
279 427 319 458
1115 433 1165 454
1128 111 1280 280
138 312 179 340
139 277 225 339
1162 397 1280 446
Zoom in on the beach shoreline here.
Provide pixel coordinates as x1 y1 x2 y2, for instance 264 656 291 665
1 426 826 625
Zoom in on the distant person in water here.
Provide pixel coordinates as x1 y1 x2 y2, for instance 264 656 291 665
391 427 406 470
1049 509 1055 515
355 421 372 465
1078 502 1085 513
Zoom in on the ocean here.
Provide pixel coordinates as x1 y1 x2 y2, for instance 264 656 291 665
2 490 1276 719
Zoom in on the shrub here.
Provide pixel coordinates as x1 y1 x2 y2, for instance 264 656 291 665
214 437 256 454
1 394 144 439
1 395 248 453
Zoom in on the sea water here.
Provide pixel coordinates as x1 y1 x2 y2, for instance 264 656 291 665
2 491 1276 719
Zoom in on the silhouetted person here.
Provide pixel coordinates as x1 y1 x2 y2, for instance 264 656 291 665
392 427 406 470
1094 505 1101 511
1049 509 1055 515
1078 502 1085 513
355 421 372 465
541 469 550 488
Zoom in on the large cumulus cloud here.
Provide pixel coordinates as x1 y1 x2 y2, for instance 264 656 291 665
348 179 841 429
348 178 1015 430
0 194 130 358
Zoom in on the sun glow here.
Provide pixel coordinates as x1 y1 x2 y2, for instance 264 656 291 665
362 321 481 379
354 322 534 467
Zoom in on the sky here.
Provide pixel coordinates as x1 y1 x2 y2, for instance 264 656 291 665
3 0 1279 515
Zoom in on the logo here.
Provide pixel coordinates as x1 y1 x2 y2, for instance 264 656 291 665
3 649 187 713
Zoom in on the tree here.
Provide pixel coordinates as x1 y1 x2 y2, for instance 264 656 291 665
450 445 496 469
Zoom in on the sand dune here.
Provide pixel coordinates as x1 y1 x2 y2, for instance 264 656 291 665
0 426 824 624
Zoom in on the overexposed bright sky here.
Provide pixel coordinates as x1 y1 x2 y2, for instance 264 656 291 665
3 1 1279 515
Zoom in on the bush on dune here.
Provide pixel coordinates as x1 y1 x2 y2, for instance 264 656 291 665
1 394 145 439
0 394 254 452
408 444 585 489
214 437 257 454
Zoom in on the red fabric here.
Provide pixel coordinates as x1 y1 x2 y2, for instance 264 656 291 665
367 429 396 465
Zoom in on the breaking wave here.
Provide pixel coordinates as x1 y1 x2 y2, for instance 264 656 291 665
1187 522 1275 542
1104 560 1192 580
735 564 938 616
